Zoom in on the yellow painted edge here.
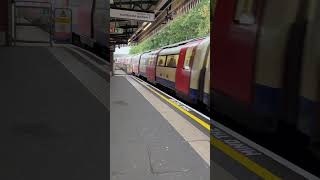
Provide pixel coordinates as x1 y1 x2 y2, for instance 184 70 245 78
135 77 210 130
211 136 282 180
132 76 282 180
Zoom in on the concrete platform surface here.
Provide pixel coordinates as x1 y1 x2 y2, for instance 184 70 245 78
0 46 108 180
110 76 210 180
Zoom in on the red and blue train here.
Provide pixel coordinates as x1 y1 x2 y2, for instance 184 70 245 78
115 36 210 108
118 0 320 161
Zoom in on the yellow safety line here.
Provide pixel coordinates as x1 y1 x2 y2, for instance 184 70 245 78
135 77 210 130
132 76 282 180
211 136 282 180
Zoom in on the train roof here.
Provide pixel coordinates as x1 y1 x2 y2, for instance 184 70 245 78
127 36 209 57
161 36 209 49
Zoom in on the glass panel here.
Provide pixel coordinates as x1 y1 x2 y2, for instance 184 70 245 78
234 0 255 25
184 47 194 70
166 54 179 68
157 55 166 66
149 56 154 65
206 49 210 68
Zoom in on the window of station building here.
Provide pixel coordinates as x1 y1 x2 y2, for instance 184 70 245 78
184 47 194 70
157 55 166 66
166 54 179 68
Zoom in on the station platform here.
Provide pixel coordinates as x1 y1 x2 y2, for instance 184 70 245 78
110 73 210 180
0 45 109 180
112 67 320 180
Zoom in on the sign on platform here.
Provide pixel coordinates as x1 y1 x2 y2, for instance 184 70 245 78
110 8 155 22
55 17 71 24
54 8 72 43
110 22 124 34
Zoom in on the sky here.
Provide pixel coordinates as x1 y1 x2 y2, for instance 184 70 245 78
114 46 131 55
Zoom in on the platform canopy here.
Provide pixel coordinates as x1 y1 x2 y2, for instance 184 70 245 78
110 0 169 47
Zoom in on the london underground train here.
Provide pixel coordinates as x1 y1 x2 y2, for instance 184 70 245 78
68 0 108 59
116 0 320 174
17 0 108 59
115 36 210 108
211 0 320 164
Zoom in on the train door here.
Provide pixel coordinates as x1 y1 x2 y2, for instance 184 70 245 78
150 54 157 82
139 52 148 77
155 53 167 84
146 51 158 83
136 54 141 75
203 49 210 106
175 46 195 96
212 0 263 103
298 0 320 145
132 55 139 75
212 0 309 132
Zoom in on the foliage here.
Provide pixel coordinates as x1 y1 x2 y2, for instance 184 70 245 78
129 0 210 54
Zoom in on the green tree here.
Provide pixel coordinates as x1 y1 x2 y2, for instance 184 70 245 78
130 0 210 54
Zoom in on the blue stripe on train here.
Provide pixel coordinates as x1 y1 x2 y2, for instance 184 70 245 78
189 88 199 100
155 78 209 103
253 84 281 114
253 84 320 137
298 97 318 136
190 89 210 104
156 77 175 89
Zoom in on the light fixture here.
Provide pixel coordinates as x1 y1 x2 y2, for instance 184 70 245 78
143 23 152 31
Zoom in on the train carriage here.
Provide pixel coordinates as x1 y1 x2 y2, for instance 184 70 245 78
156 46 181 90
138 51 151 78
297 0 320 147
146 49 161 83
152 36 211 104
203 45 210 106
211 0 320 157
186 37 210 104
13 0 108 59
71 0 107 56
121 36 210 107
132 54 142 75
125 55 133 74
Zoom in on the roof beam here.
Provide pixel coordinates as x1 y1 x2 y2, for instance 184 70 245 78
112 0 158 6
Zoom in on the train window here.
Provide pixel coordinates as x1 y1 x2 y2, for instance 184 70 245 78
141 58 146 65
184 47 194 70
234 0 256 25
148 57 154 65
166 55 179 68
157 56 166 66
206 49 210 69
143 57 148 65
